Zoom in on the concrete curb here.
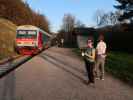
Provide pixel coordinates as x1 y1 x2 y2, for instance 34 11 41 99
0 55 21 65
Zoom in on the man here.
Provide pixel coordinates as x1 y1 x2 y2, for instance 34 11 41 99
61 38 64 47
56 40 58 47
95 35 107 80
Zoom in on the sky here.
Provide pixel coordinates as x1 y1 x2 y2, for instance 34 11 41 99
26 0 117 32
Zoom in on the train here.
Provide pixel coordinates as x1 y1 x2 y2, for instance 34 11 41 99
15 25 52 55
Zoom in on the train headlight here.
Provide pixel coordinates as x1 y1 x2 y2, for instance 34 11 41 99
32 41 36 45
17 42 21 44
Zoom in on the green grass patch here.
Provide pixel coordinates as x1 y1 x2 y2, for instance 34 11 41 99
106 51 133 85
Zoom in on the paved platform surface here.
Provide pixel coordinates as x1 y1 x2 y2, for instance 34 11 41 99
0 47 133 100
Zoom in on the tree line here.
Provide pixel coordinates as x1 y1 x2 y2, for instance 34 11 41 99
56 0 133 53
0 0 50 32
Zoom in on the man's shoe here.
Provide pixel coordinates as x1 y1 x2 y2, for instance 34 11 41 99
95 77 100 80
89 82 95 87
100 76 104 80
84 80 90 85
89 83 94 85
100 77 104 80
101 78 104 80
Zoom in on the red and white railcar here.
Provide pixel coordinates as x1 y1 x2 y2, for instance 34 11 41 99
15 25 52 55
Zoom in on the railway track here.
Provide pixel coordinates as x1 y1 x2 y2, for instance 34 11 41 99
0 47 52 78
0 55 36 78
0 55 30 78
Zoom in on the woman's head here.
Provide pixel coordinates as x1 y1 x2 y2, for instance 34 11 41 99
87 36 93 48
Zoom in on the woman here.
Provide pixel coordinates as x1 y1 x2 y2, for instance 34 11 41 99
82 37 95 85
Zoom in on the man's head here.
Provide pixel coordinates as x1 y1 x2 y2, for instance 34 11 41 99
98 35 104 42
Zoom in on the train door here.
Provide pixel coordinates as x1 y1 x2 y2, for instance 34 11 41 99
38 31 43 50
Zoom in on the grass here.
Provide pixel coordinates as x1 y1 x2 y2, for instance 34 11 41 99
105 51 133 85
73 48 133 85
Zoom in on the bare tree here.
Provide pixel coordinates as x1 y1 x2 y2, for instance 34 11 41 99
61 13 75 32
94 10 120 26
94 9 105 26
58 13 76 46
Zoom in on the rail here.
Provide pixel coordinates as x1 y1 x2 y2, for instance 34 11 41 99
0 48 47 78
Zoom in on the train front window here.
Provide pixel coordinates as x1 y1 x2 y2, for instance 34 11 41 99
17 30 37 39
27 30 37 39
17 30 26 38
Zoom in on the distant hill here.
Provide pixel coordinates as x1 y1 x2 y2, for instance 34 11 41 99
0 18 17 59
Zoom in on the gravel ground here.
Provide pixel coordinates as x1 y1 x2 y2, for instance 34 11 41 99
0 47 133 100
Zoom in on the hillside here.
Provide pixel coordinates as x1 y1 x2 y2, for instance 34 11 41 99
0 0 50 32
0 18 17 59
